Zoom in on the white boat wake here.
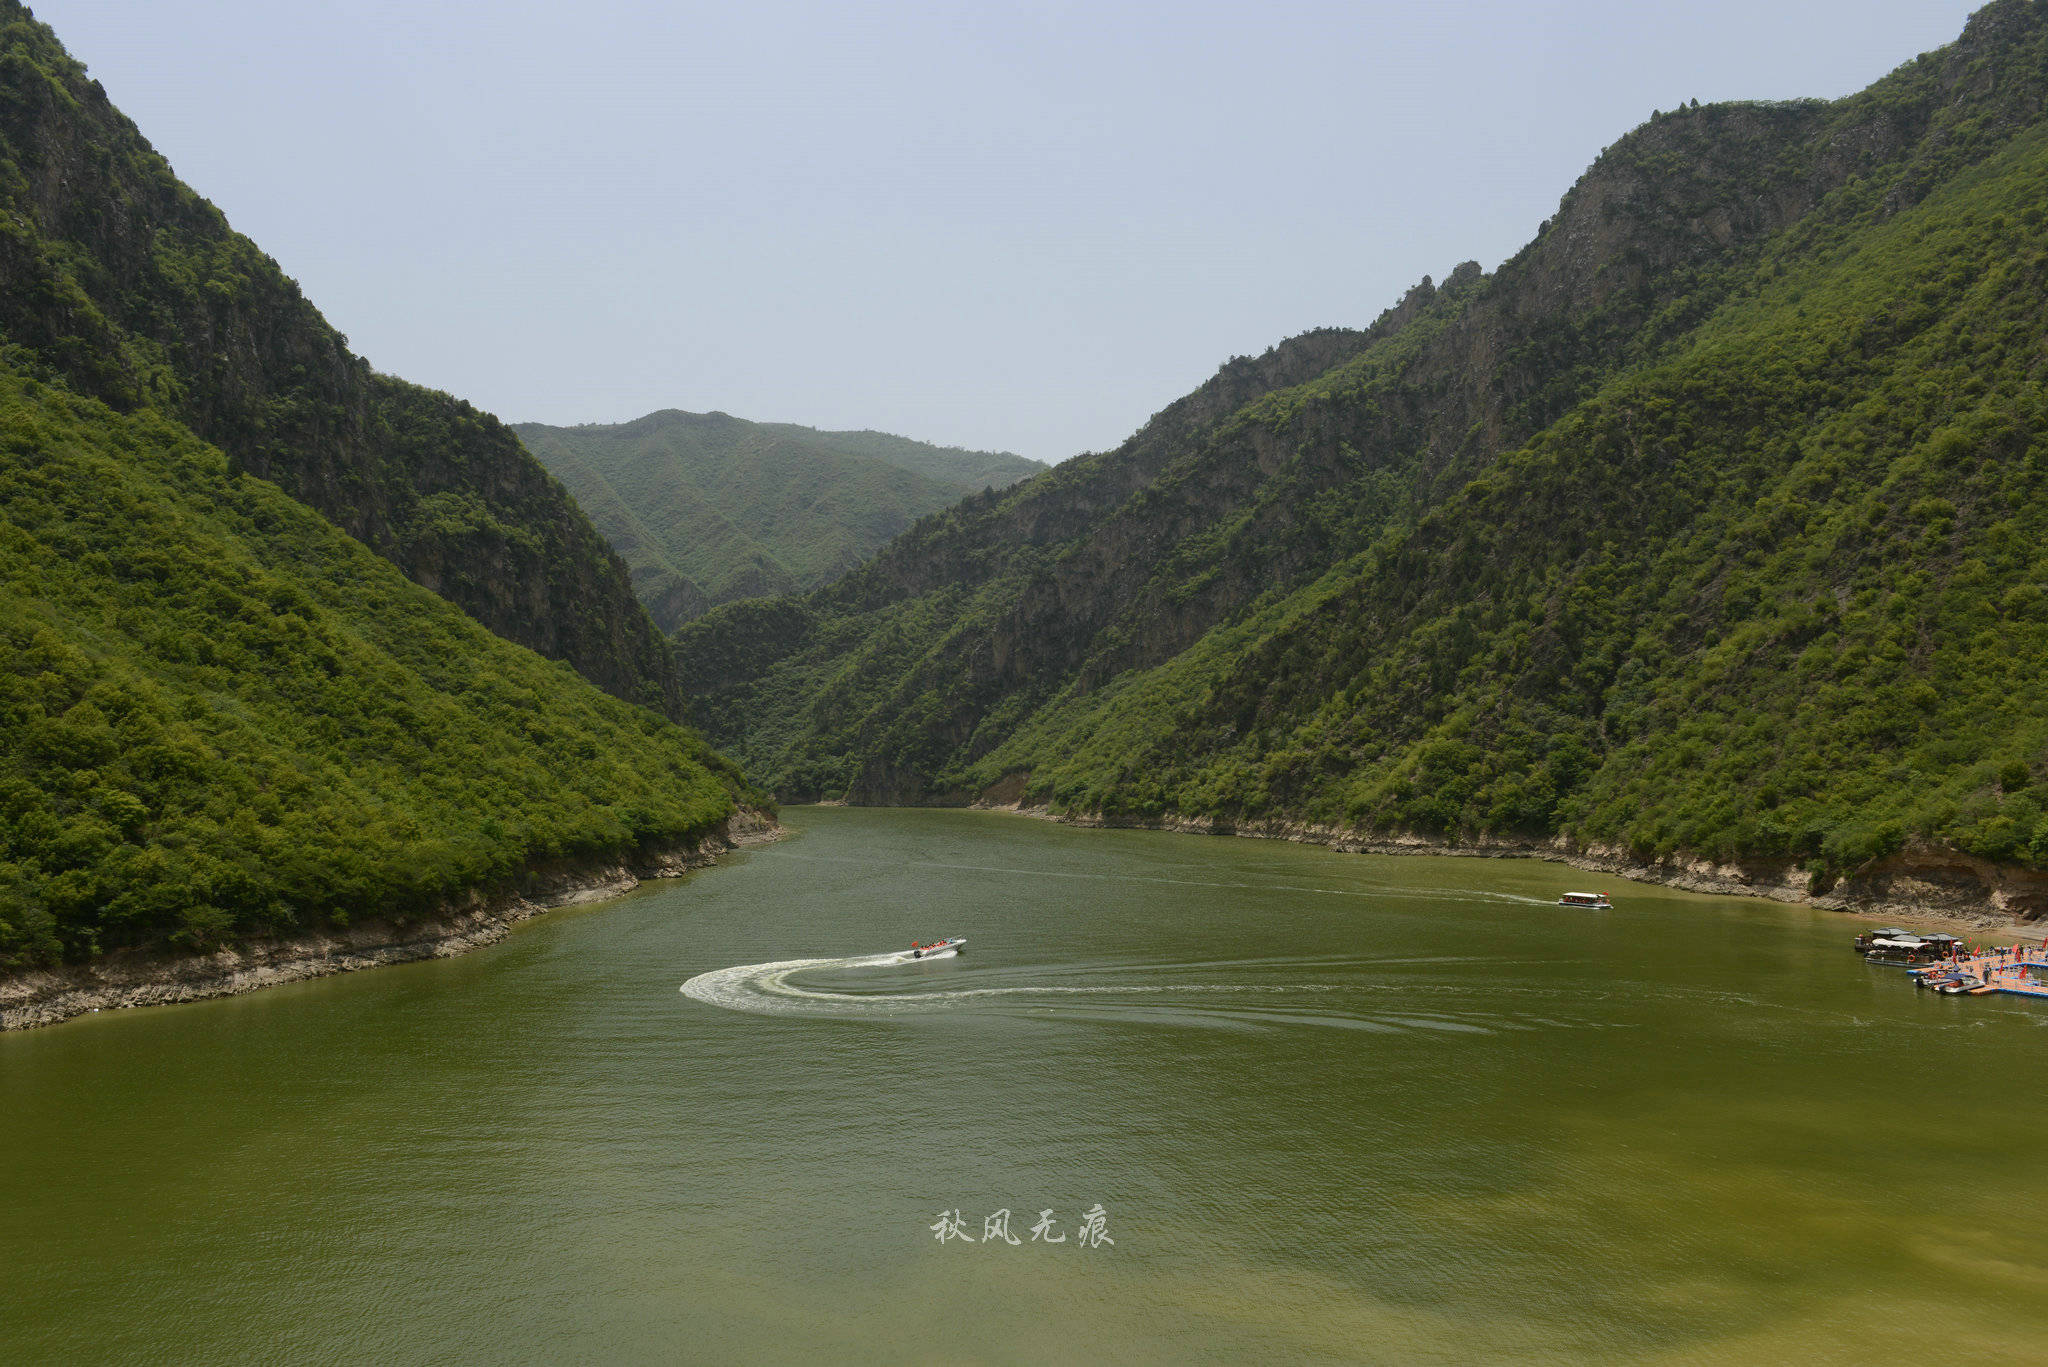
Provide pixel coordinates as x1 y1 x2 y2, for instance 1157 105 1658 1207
679 948 1300 1019
676 949 1608 1034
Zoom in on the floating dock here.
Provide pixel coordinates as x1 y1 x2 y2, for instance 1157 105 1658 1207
1911 943 2048 997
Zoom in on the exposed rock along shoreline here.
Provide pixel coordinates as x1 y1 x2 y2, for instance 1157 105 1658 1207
0 810 783 1033
971 801 2046 937
21 797 2029 1033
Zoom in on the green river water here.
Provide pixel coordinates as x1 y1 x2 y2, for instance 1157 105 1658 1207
7 806 2048 1365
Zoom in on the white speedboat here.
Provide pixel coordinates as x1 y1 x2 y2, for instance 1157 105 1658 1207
906 937 967 959
1558 892 1612 909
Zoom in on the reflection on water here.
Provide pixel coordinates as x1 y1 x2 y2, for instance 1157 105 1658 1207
7 806 2048 1365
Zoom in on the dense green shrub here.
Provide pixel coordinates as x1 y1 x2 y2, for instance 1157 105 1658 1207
0 370 752 970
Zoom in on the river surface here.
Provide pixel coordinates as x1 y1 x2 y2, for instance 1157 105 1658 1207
8 807 2048 1364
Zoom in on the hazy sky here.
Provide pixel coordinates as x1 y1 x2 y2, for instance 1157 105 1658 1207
42 0 1979 462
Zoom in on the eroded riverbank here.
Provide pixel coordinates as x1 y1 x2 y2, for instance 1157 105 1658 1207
0 811 782 1031
972 801 2040 938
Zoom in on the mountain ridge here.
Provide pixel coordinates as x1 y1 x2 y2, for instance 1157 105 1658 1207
0 0 680 711
0 6 768 982
517 409 1043 629
675 0 2048 913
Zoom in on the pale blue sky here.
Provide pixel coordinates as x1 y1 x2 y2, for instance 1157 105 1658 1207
41 0 1979 462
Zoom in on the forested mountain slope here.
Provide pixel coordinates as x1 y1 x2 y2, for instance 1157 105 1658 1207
517 410 1043 629
0 6 765 978
0 365 757 972
750 422 1044 490
678 0 2048 902
0 3 678 711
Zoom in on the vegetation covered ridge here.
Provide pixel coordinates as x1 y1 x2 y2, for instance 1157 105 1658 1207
516 410 1045 630
675 0 2048 910
0 363 766 972
0 2 680 712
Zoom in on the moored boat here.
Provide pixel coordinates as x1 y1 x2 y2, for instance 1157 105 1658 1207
1914 962 1976 989
1858 931 1962 965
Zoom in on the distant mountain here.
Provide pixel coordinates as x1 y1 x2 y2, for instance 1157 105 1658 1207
752 423 1046 491
676 0 2048 911
0 1 678 713
516 411 1044 629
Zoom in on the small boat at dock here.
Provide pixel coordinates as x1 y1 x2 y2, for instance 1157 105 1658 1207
1857 931 1962 964
1876 938 2048 1001
1558 892 1612 909
1914 962 1982 992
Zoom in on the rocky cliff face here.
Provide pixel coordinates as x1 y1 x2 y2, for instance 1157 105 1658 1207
670 97 1856 791
676 85 1905 774
676 0 2048 914
0 3 679 712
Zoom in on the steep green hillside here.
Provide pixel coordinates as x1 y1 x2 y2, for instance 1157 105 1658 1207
517 410 1043 629
677 0 2048 895
0 3 679 711
0 365 756 972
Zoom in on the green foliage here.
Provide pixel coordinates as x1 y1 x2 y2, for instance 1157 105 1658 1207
751 422 1044 491
0 2 679 714
678 2 2048 884
0 368 750 971
517 412 1044 630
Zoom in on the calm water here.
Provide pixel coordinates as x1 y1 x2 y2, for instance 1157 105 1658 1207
8 807 2048 1365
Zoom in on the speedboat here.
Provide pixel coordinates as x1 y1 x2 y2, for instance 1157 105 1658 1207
907 937 967 959
1558 892 1612 909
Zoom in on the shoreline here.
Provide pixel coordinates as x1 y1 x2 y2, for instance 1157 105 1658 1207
0 809 783 1033
968 801 2040 940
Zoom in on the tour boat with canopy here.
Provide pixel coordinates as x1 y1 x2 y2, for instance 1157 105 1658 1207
1855 930 1962 964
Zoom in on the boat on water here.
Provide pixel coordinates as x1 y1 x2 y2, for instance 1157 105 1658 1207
1915 965 1988 994
1558 892 1612 909
1856 930 1962 964
1884 938 2048 1000
906 937 967 959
